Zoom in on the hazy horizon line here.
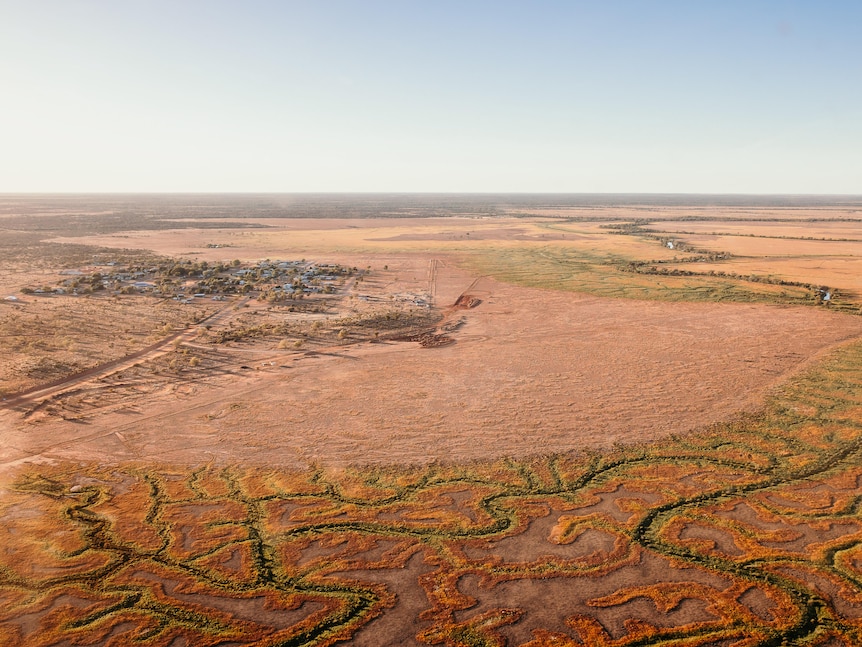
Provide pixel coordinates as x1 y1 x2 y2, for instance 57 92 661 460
2 191 862 197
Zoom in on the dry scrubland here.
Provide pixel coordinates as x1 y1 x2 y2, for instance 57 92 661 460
3 194 862 645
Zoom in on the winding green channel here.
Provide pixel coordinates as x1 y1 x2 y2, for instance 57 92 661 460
4 342 862 645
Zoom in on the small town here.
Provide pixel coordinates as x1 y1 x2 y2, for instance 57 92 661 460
19 258 358 302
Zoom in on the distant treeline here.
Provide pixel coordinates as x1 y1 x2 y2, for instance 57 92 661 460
1 193 861 234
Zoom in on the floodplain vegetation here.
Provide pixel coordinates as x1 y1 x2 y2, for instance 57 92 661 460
4 195 862 645
5 339 862 645
464 220 852 310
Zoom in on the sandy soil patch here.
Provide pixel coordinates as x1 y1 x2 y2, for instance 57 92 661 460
4 263 862 471
674 234 862 260
668 256 862 297
47 217 555 260
650 220 862 240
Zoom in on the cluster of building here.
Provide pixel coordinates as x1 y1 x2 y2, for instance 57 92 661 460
19 259 356 302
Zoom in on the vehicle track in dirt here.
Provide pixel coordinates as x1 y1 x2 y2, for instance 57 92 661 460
0 279 484 470
0 298 249 411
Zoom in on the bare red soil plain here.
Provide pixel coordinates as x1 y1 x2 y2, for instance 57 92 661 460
3 194 862 646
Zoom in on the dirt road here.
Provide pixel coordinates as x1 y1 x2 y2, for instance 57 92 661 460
0 297 248 411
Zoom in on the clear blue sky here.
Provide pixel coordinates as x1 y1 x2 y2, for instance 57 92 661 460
1 1 860 193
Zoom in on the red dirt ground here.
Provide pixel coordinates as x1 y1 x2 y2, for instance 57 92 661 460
3 260 862 472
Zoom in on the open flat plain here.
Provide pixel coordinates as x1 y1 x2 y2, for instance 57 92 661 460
3 194 862 646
